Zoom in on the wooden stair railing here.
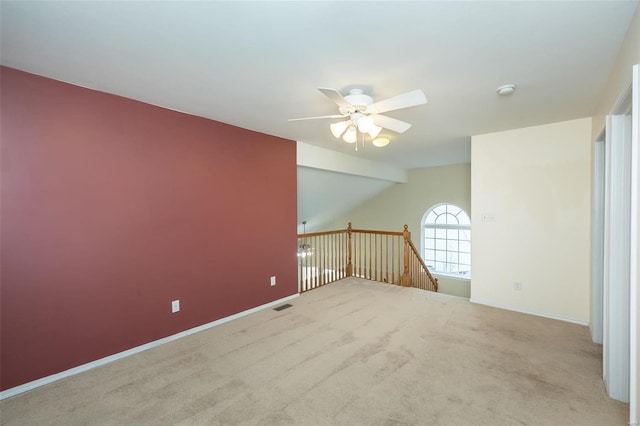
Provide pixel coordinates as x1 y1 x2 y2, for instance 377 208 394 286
401 225 439 292
297 223 438 293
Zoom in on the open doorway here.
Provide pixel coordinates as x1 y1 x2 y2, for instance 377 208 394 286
595 65 639 421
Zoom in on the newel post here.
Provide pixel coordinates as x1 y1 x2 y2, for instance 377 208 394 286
346 222 353 276
400 224 411 287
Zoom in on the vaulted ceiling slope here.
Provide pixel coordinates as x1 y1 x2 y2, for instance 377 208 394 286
1 1 637 169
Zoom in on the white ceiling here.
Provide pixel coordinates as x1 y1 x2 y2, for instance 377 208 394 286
2 1 638 230
2 1 637 169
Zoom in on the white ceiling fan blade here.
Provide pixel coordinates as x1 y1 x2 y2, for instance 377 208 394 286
288 114 346 121
367 90 427 114
372 115 412 133
318 87 353 108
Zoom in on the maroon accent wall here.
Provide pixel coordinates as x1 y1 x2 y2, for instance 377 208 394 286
0 66 298 391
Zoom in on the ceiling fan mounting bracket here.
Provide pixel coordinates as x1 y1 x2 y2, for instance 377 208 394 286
341 88 374 115
338 105 367 116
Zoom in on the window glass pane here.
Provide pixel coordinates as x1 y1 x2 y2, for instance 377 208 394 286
447 229 458 239
424 249 435 261
435 239 446 250
434 205 447 215
460 253 470 264
448 263 459 273
448 252 459 264
446 213 458 224
447 240 459 251
425 228 435 238
435 229 446 238
460 230 471 241
425 211 437 223
425 239 435 249
435 214 447 224
459 241 471 253
458 212 471 225
435 250 446 261
450 206 462 217
435 261 446 271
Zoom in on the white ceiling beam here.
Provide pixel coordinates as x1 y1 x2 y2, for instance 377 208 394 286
296 141 408 183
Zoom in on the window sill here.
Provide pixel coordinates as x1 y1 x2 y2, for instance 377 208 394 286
432 273 471 282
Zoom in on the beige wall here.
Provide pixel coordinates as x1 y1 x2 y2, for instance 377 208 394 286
471 118 592 323
330 163 470 233
329 163 471 297
437 276 471 298
592 4 640 139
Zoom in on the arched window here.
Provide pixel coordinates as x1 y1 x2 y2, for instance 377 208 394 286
422 203 471 278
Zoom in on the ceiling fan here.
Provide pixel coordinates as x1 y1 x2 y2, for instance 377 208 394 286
289 87 427 147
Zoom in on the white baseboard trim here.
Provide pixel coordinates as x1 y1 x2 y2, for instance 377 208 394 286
0 293 299 400
469 297 589 326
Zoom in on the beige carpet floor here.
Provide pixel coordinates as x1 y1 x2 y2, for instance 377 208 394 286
0 277 628 425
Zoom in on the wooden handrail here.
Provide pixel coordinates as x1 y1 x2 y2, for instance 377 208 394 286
297 222 438 293
296 229 349 238
299 228 403 238
350 229 404 236
405 232 438 292
406 238 433 279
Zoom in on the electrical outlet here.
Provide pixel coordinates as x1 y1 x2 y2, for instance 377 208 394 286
171 300 180 313
270 276 276 286
513 282 522 291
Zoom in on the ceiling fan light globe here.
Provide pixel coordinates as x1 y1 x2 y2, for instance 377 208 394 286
343 126 357 143
357 115 374 133
368 124 382 139
372 137 390 148
330 120 350 138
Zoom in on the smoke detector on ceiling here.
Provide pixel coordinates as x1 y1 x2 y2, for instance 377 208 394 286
497 84 516 96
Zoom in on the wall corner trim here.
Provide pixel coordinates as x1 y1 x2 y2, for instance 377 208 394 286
469 297 589 327
0 293 299 400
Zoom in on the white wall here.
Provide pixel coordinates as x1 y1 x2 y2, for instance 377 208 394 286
471 118 592 324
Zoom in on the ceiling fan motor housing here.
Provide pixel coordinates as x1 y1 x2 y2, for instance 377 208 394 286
339 89 374 115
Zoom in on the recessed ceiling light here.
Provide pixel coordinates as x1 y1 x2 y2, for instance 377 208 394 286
497 84 516 96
